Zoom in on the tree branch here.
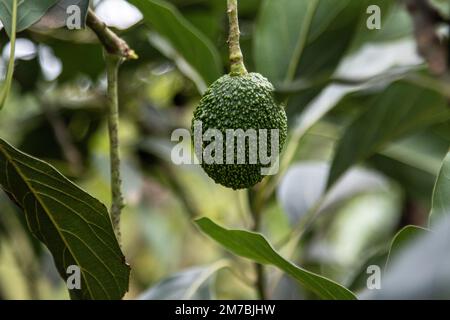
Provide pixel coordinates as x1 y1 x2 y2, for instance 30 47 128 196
86 9 134 243
86 9 138 60
404 0 447 75
106 53 125 243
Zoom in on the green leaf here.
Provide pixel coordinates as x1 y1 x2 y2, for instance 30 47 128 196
430 151 450 225
386 225 428 267
254 0 366 85
0 138 129 300
0 0 59 36
364 216 450 299
327 81 450 189
278 162 387 225
139 262 226 300
349 1 409 52
195 217 357 300
348 248 388 291
129 0 223 89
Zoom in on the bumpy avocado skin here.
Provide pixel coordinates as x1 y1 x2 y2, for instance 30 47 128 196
192 73 288 190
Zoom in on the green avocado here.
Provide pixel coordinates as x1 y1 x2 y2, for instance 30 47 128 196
192 73 288 190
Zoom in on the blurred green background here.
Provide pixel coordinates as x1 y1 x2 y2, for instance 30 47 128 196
0 0 449 300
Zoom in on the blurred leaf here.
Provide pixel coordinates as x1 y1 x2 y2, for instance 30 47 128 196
50 40 104 81
278 162 387 224
195 217 357 300
13 57 41 93
0 138 129 300
327 81 450 189
0 0 59 36
347 248 388 291
370 154 436 202
369 127 449 201
350 2 411 52
362 216 450 299
254 0 365 85
138 263 226 300
291 85 364 136
33 0 89 29
430 0 450 18
380 131 448 176
386 225 428 267
129 0 222 88
430 152 450 226
271 275 305 300
148 32 208 93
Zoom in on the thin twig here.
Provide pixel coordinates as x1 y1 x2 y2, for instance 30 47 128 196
248 188 267 300
105 52 125 243
86 9 138 60
87 8 136 244
0 0 17 109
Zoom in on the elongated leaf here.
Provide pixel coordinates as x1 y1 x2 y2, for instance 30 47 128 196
139 263 226 300
362 216 450 299
430 152 450 226
0 138 129 300
348 248 388 291
0 0 59 36
129 0 222 88
195 217 356 300
385 225 428 267
327 81 450 189
278 162 387 224
254 0 366 85
349 1 407 52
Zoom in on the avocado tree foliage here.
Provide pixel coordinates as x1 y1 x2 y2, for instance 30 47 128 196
0 0 449 300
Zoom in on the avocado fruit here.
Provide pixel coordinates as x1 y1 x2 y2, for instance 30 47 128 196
192 72 288 190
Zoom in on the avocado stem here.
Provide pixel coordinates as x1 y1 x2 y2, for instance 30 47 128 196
227 0 248 76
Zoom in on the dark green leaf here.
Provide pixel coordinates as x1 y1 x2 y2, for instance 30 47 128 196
195 217 357 300
327 81 450 189
50 40 104 82
349 1 409 52
278 162 387 224
139 263 225 300
129 0 223 89
386 225 428 267
347 248 388 291
0 0 59 36
430 152 450 225
0 138 129 300
254 0 366 85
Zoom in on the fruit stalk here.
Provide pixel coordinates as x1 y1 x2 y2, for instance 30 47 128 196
227 0 248 76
